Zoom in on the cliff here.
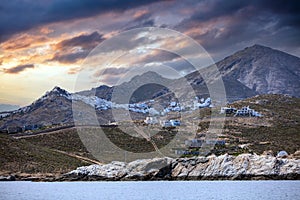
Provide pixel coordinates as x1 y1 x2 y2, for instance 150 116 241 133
61 154 300 181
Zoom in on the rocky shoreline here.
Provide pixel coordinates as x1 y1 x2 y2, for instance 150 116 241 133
2 154 300 181
61 154 300 181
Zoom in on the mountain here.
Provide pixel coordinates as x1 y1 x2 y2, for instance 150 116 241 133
92 44 300 102
0 44 299 130
186 44 300 100
78 71 172 103
218 44 300 97
0 87 74 129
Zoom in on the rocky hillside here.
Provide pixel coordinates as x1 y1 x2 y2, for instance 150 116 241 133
219 45 300 96
0 87 74 129
61 154 300 181
185 44 300 101
78 71 173 103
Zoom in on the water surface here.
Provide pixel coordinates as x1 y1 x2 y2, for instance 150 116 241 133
0 181 299 200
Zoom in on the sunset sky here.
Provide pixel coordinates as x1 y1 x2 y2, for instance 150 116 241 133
0 0 299 107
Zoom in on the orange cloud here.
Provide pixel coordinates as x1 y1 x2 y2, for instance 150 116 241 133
133 9 149 18
40 27 54 35
67 67 82 75
1 34 48 51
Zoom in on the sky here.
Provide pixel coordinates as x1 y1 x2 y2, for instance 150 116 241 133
0 0 299 106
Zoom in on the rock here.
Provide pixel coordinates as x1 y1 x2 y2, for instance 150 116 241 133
124 157 172 180
0 175 16 181
262 150 274 157
64 154 300 181
277 151 288 158
289 151 300 159
66 161 128 180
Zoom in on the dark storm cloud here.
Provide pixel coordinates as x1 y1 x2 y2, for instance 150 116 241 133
182 0 300 28
50 32 105 64
56 32 105 49
175 0 300 60
4 64 35 74
122 11 156 30
0 0 167 42
50 51 89 64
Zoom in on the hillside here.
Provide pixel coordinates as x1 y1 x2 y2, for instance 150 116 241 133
0 94 299 179
196 94 300 156
0 133 88 177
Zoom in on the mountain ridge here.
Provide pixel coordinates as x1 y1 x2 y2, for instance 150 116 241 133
0 44 299 129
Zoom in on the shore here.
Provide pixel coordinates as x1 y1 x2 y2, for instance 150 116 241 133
1 153 299 181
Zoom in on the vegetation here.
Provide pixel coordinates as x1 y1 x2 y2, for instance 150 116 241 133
194 94 300 156
0 133 88 174
24 128 93 159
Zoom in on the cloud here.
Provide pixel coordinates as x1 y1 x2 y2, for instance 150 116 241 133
174 0 300 60
4 64 35 74
67 67 82 75
122 9 156 30
50 31 105 64
50 51 88 64
92 67 131 85
0 0 167 42
1 34 48 51
56 31 105 50
134 50 179 64
179 0 300 28
40 27 54 35
99 67 130 76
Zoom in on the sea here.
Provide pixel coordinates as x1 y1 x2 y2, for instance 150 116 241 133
0 181 299 200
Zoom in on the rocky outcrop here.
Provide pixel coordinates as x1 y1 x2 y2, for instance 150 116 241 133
0 175 16 181
61 154 300 181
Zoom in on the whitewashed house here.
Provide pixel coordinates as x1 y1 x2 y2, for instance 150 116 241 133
220 107 237 114
170 119 181 126
144 117 159 125
234 106 262 117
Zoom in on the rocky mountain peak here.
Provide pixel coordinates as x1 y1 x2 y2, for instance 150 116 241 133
127 71 166 84
216 44 300 97
46 86 71 98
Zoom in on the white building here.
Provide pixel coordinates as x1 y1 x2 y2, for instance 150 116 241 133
234 106 262 117
170 119 181 126
144 117 159 124
160 120 173 127
220 107 237 114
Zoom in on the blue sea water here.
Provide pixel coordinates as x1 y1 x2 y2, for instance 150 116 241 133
0 181 299 200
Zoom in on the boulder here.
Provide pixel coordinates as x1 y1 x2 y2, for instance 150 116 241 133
277 151 288 158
